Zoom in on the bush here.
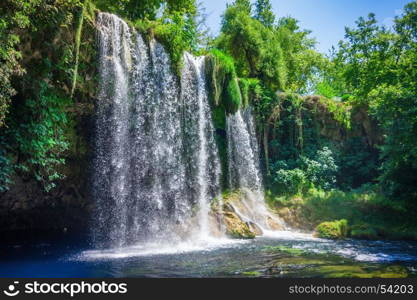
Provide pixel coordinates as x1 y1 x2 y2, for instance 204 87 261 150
4 83 70 192
302 146 338 190
273 168 307 195
315 219 348 239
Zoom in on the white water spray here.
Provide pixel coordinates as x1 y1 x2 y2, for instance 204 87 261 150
226 108 285 232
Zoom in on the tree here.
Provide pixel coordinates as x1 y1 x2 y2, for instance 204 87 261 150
217 0 287 91
93 0 196 20
393 1 417 94
322 3 417 203
328 13 398 100
254 0 275 28
369 85 417 203
0 0 41 127
229 0 251 14
275 17 326 93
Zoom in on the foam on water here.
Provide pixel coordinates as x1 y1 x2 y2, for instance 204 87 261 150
77 238 248 260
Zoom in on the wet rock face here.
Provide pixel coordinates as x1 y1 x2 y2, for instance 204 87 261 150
210 189 287 239
247 221 263 236
209 203 256 239
0 163 91 237
223 211 256 239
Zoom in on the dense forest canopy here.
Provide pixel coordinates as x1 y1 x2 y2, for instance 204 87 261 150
1 0 417 238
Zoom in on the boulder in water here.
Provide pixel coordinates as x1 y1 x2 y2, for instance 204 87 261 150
247 221 263 235
223 211 256 239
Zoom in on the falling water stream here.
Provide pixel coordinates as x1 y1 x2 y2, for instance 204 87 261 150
92 13 224 250
226 108 285 232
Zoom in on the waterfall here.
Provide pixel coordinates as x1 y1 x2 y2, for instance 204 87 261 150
93 13 221 248
226 108 284 232
181 53 222 240
93 13 132 247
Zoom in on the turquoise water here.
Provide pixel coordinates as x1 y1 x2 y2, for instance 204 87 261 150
1 232 417 278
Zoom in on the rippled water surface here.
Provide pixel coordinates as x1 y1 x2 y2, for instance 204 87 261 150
1 232 417 278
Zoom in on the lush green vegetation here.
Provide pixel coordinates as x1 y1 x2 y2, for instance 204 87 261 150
211 0 417 237
1 0 416 240
268 187 417 240
0 0 86 192
315 219 348 239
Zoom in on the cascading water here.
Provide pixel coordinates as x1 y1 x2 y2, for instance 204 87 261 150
93 13 222 249
226 108 285 232
93 13 132 248
181 53 222 240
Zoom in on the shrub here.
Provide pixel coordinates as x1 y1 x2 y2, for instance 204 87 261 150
273 168 307 195
302 146 338 190
6 83 70 192
315 219 349 239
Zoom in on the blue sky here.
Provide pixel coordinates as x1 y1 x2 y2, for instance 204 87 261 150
200 0 412 54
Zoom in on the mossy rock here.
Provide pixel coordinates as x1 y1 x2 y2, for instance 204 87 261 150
241 271 261 277
315 219 349 239
205 49 242 114
224 77 241 114
310 265 408 278
223 211 255 239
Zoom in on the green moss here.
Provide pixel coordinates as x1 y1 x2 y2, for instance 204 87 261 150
241 271 261 276
315 219 349 239
152 23 185 75
224 78 242 114
238 78 262 108
220 191 257 239
311 265 408 278
238 78 250 108
206 49 242 114
269 186 417 241
222 190 243 204
225 210 256 239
